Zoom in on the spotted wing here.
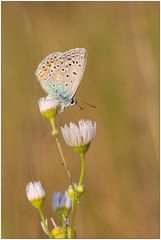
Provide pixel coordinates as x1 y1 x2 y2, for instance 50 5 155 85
61 48 87 98
35 48 87 101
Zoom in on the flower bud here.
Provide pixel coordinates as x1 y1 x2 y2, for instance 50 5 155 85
67 183 85 200
38 96 60 120
76 184 85 198
52 191 72 219
26 181 45 209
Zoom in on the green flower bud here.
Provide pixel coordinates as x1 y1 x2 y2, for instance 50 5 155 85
67 183 85 201
76 184 85 198
67 185 76 202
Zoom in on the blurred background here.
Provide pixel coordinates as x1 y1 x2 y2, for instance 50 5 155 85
2 2 159 238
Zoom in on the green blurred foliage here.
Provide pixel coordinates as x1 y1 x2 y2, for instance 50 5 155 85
2 2 159 238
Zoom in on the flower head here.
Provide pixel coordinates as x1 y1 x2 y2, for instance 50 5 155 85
26 181 45 209
61 119 96 154
52 191 71 210
38 95 60 119
52 191 71 219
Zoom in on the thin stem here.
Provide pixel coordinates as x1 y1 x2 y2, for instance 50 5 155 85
71 153 86 238
55 136 73 185
50 117 73 187
70 195 77 238
38 207 52 238
78 154 85 186
50 118 58 136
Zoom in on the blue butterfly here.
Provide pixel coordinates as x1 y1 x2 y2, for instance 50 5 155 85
36 48 87 110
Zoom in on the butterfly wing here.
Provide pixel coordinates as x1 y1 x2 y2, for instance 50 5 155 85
35 48 87 102
36 52 62 97
61 48 87 99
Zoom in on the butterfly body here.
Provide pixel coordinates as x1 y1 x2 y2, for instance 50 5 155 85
36 48 87 110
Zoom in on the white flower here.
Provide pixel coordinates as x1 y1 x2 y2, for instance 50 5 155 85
38 95 60 112
61 120 96 149
38 95 60 120
26 181 45 205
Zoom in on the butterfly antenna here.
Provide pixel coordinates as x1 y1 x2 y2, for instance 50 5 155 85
80 100 96 108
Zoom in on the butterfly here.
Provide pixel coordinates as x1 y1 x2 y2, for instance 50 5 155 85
36 48 87 111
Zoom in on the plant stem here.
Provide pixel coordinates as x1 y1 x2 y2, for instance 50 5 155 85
78 153 85 186
50 117 73 187
50 118 58 136
38 207 52 238
55 136 73 185
70 195 77 238
71 153 86 238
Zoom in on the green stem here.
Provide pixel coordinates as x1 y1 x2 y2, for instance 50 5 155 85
71 153 86 238
49 117 73 187
55 136 73 185
78 154 85 186
38 207 52 238
70 195 77 238
50 118 58 136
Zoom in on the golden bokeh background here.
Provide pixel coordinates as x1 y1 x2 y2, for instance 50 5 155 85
2 2 159 238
